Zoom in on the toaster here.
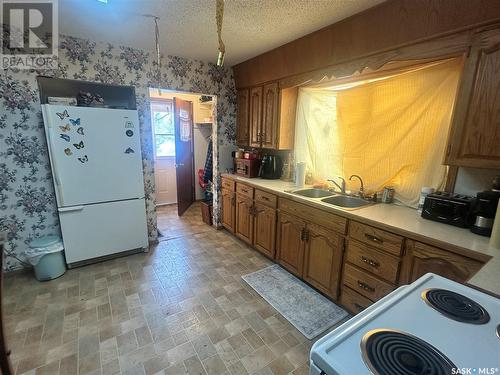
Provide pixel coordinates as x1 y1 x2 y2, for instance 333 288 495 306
421 191 474 228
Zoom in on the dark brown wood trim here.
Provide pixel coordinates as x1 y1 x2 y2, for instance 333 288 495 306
445 166 459 192
233 1 500 88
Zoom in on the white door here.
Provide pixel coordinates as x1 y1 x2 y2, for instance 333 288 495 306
154 157 177 205
42 105 145 207
151 100 177 205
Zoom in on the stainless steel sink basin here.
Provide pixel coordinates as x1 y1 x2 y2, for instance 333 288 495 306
321 195 372 208
292 188 334 198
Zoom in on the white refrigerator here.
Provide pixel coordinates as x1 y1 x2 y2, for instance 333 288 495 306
41 104 148 266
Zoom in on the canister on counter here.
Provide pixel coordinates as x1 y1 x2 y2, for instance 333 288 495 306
381 186 395 203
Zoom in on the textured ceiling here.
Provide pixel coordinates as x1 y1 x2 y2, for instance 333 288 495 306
59 0 385 66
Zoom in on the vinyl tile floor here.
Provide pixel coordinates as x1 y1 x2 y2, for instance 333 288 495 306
3 203 335 375
156 203 213 241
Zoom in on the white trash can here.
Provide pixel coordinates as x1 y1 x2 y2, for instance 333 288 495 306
25 235 66 281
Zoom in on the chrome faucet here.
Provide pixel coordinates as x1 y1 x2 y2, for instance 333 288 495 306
328 176 346 194
349 174 364 198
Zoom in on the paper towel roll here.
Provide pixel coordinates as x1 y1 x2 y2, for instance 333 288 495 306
296 162 306 188
489 199 500 249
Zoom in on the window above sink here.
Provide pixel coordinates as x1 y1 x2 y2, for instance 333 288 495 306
294 57 463 207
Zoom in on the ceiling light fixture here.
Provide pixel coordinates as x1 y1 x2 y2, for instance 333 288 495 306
216 0 225 66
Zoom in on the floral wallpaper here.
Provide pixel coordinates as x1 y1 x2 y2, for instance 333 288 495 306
0 35 237 271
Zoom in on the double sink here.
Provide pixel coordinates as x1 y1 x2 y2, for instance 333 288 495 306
291 188 373 209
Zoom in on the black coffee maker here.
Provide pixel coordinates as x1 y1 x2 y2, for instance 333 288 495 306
470 176 500 236
258 154 282 179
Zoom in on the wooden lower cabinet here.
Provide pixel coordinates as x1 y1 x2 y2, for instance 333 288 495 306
400 240 485 284
235 194 254 244
340 286 373 314
343 263 394 301
253 203 276 259
346 240 400 284
276 212 306 277
221 188 235 233
222 187 488 316
303 223 344 299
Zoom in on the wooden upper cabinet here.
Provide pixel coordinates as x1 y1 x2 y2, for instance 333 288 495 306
446 26 500 168
236 89 249 146
240 83 297 150
249 86 262 147
253 203 277 259
303 223 344 299
276 212 306 277
400 240 484 284
261 83 279 149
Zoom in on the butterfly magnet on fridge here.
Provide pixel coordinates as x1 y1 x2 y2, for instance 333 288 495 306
59 124 70 132
78 155 88 163
56 110 69 120
73 141 84 150
69 118 80 126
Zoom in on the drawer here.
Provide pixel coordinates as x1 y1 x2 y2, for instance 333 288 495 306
343 263 394 301
221 177 235 191
278 198 347 234
236 183 254 198
346 240 400 284
340 286 373 314
255 189 277 208
349 221 403 256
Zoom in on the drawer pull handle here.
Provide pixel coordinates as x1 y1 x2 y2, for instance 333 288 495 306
241 189 248 193
261 196 270 201
365 233 383 244
357 281 375 293
354 303 364 311
361 256 379 268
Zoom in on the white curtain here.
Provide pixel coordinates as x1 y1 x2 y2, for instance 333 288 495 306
294 58 463 207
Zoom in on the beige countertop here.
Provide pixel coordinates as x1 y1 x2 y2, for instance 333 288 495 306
221 174 500 294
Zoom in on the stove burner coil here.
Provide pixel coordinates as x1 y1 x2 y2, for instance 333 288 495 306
361 329 457 375
422 288 490 324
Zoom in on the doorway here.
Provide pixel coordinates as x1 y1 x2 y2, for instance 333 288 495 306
151 100 177 205
149 89 216 226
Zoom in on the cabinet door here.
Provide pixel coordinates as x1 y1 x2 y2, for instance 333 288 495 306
236 89 250 146
261 82 278 149
276 212 306 277
446 27 500 168
235 194 254 244
253 203 276 259
221 189 235 233
402 240 484 284
249 86 263 147
303 223 344 299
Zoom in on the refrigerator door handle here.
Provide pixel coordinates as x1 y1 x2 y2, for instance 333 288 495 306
58 206 84 213
46 118 65 206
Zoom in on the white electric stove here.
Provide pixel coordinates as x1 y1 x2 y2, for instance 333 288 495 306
310 273 500 375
